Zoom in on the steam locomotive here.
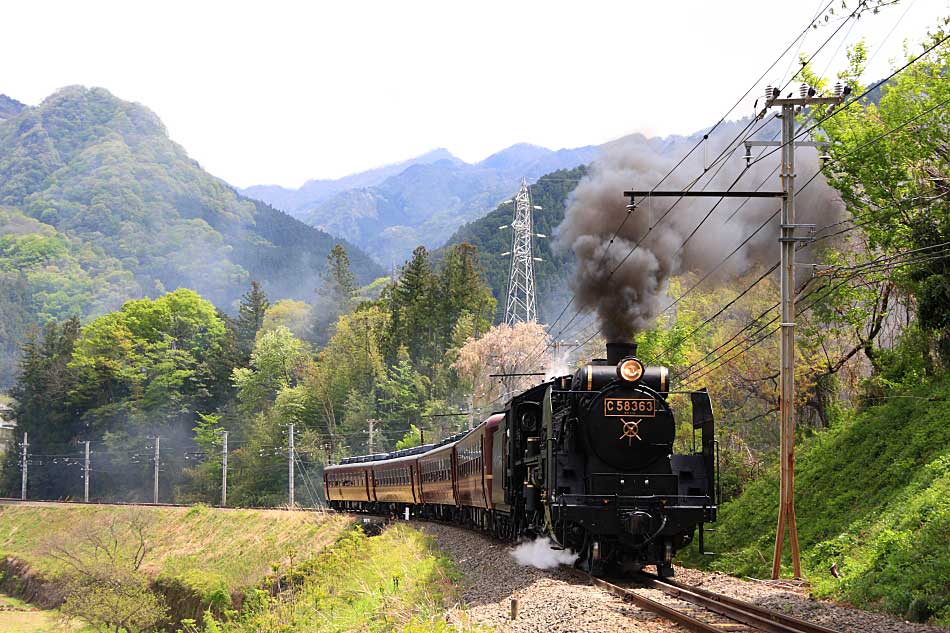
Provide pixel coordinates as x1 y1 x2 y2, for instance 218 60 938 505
324 341 718 576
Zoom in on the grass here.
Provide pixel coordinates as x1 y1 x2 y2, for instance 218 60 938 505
0 593 93 632
200 523 485 633
0 504 351 605
680 374 950 625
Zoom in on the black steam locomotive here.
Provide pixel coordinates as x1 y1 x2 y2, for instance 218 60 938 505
325 341 718 576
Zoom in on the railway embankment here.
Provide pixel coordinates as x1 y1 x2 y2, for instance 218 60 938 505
681 374 950 626
0 503 350 628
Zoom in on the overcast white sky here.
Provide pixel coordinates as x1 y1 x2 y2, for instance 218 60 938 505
2 1 947 188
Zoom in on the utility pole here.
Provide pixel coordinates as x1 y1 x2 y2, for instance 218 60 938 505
153 436 160 504
83 441 90 503
622 82 844 580
367 418 376 455
288 423 295 507
762 83 843 579
221 431 228 507
20 432 28 500
500 179 544 324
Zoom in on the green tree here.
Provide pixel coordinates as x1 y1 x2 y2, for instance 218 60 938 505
386 246 438 367
262 299 313 339
817 28 950 363
232 326 306 414
311 244 357 345
237 280 269 355
395 424 423 450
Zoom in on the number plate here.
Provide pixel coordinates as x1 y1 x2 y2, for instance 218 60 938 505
603 398 656 417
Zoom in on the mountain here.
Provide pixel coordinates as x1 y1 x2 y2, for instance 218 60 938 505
241 148 460 217
441 165 588 323
0 86 382 387
0 95 25 121
244 143 598 265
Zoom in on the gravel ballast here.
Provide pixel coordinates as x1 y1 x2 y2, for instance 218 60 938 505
414 521 947 633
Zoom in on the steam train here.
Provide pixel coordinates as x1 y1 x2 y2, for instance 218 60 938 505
323 342 718 576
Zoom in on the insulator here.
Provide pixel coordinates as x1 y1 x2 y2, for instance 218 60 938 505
765 85 774 102
799 83 809 98
833 81 844 98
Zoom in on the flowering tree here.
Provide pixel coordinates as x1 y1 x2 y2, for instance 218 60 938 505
453 321 552 410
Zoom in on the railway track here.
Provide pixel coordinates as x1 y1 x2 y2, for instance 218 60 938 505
584 571 841 633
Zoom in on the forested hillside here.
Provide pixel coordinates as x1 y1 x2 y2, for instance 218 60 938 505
1 242 499 506
442 165 588 322
0 86 381 387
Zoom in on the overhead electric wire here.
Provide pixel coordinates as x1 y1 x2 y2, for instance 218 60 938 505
524 7 870 371
748 31 950 168
680 243 950 384
525 1 844 356
657 87 950 362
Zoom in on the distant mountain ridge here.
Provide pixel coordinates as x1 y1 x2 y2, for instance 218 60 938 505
242 148 459 216
242 142 598 264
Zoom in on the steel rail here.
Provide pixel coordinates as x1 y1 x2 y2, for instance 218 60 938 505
575 568 843 633
636 572 841 633
586 574 728 633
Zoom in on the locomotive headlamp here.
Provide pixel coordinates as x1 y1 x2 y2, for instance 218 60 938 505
617 357 644 382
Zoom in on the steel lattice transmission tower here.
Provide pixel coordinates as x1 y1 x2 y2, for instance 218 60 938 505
501 179 544 324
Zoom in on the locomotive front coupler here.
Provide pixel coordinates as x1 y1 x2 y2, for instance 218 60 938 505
620 509 667 539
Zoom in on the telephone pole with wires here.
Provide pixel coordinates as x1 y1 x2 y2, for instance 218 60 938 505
761 82 843 579
152 436 160 504
83 440 90 503
623 81 844 580
220 431 228 507
288 423 295 507
500 179 544 324
20 432 28 500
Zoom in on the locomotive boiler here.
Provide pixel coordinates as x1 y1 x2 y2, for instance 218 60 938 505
324 341 718 577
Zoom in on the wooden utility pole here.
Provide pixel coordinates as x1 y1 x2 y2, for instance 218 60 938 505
763 85 843 579
288 423 295 507
83 440 90 503
153 436 160 504
221 431 228 507
20 432 28 500
622 82 845 579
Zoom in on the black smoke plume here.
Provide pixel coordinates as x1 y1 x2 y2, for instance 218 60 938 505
557 120 844 341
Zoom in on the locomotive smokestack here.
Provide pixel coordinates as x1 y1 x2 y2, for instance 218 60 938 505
606 342 638 365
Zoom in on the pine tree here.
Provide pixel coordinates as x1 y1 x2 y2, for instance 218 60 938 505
325 244 356 300
311 245 357 346
237 280 269 353
388 246 437 368
437 243 495 343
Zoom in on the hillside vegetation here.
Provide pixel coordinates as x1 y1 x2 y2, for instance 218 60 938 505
201 523 476 633
682 368 950 624
443 165 587 322
0 86 381 387
0 504 350 604
0 505 473 633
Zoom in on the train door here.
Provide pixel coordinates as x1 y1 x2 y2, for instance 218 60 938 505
491 417 508 510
